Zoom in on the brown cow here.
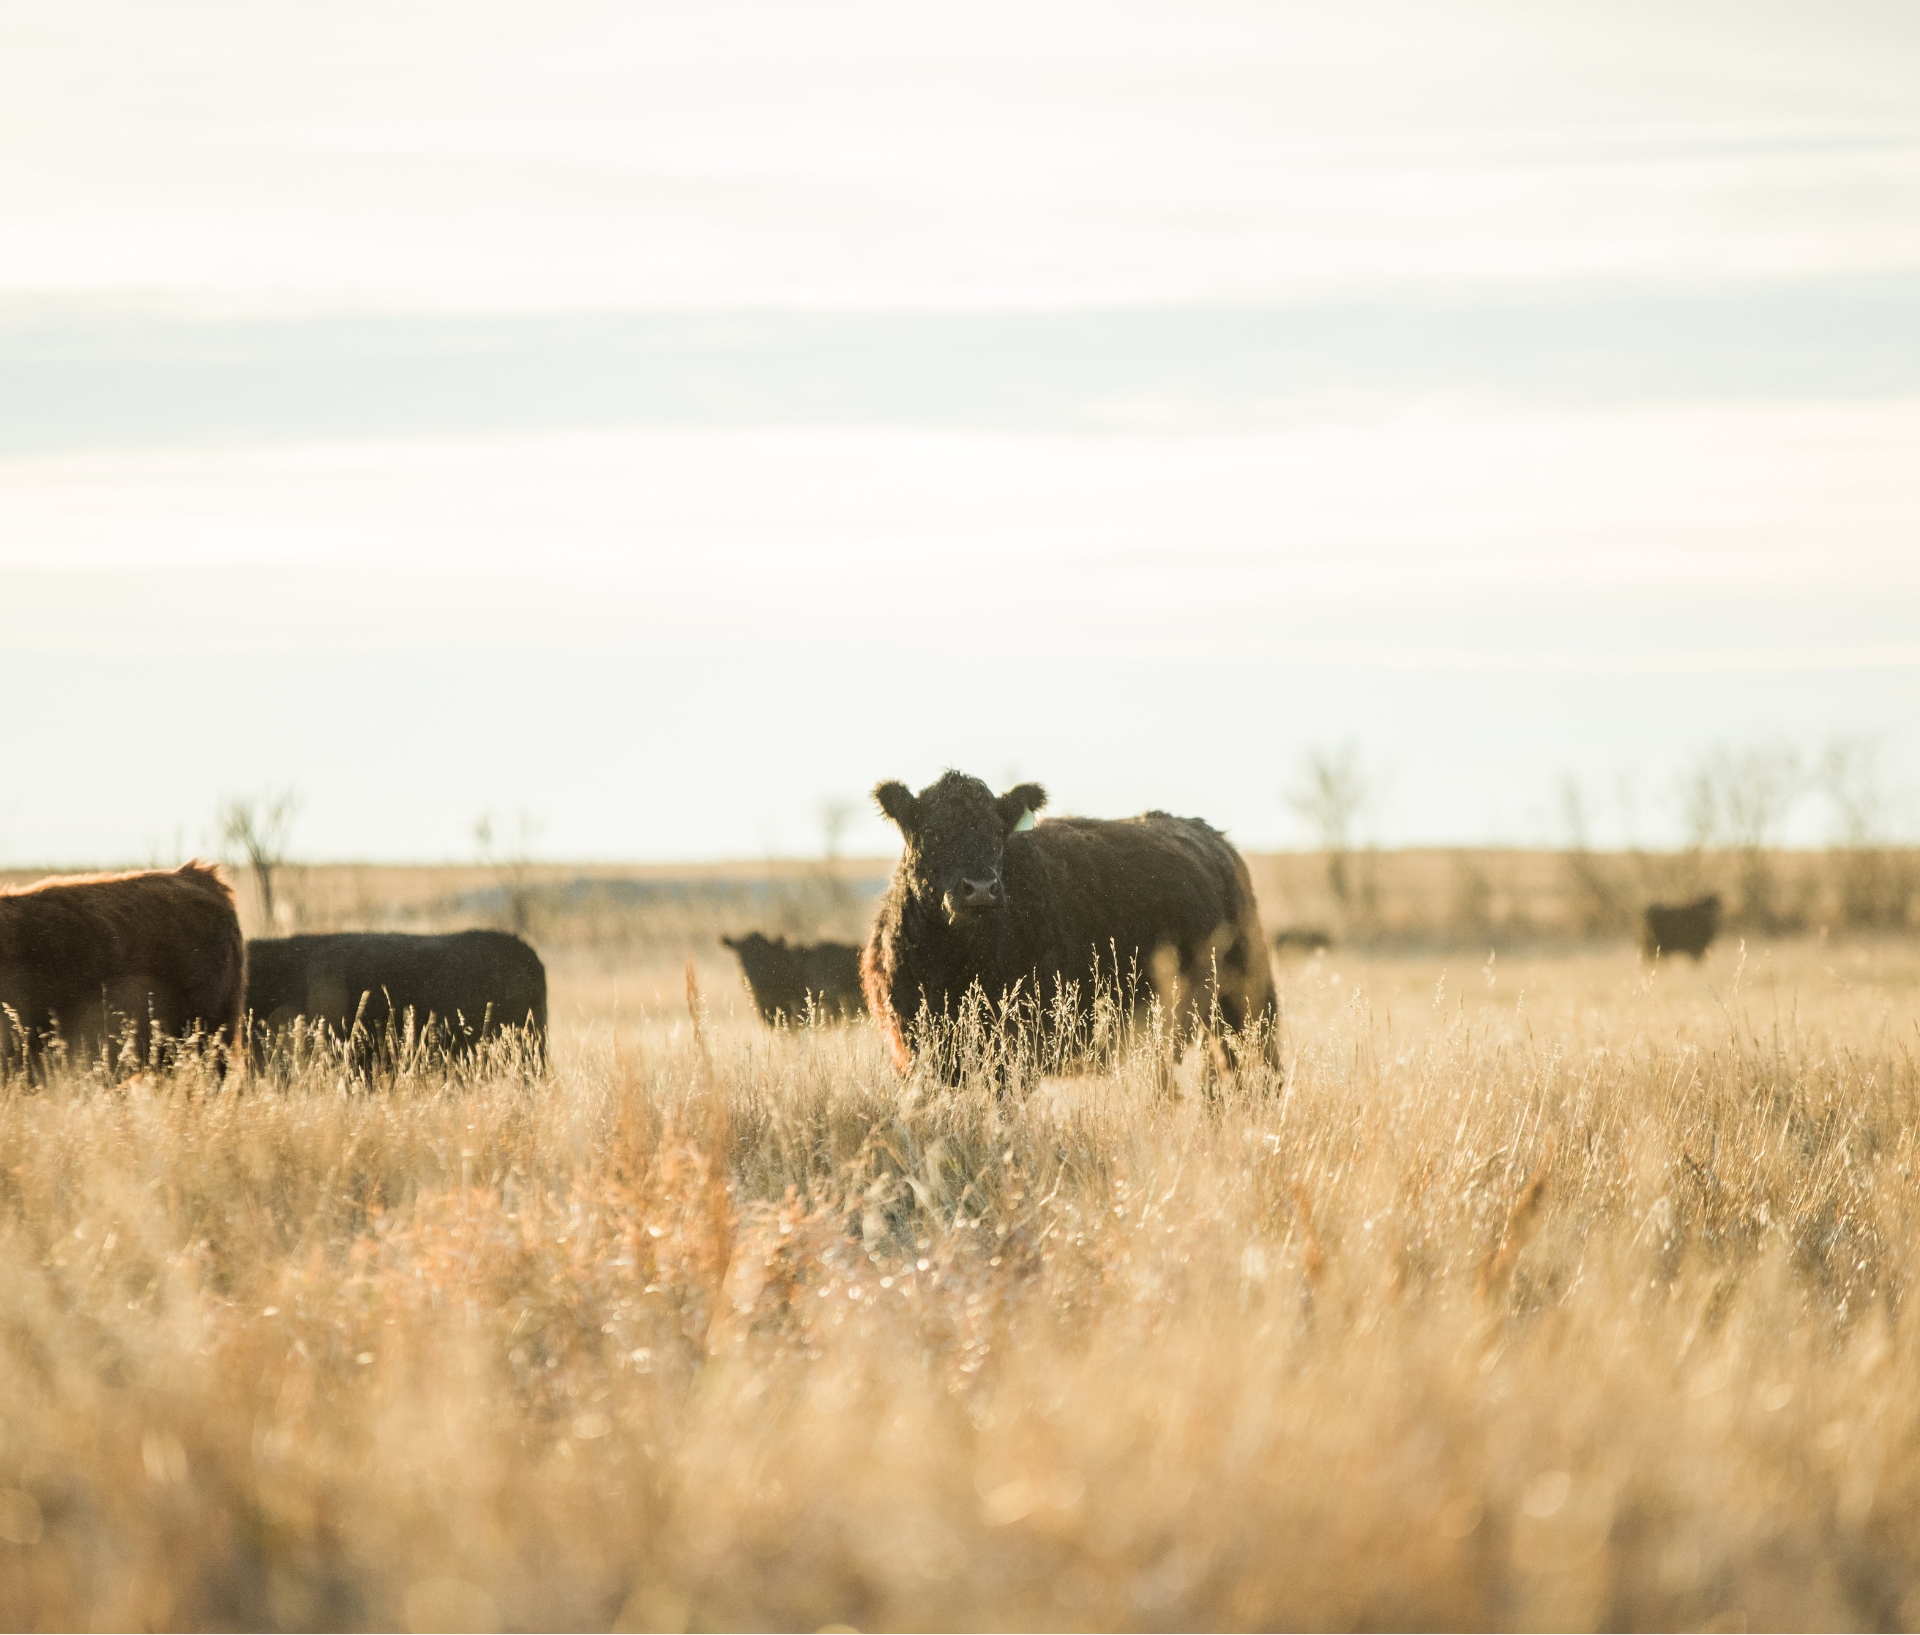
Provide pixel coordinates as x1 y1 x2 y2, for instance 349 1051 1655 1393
0 862 246 1077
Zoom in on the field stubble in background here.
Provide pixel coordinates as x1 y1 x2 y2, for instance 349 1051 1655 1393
2 937 1920 1628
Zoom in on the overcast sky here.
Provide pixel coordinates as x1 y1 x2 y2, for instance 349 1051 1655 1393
2 1 1917 862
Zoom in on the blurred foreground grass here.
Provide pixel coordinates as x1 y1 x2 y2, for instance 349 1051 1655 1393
3 937 1920 1629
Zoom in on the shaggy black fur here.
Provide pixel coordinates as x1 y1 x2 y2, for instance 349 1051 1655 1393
1642 895 1721 961
721 933 865 1024
0 862 245 1077
245 929 547 1071
861 770 1281 1082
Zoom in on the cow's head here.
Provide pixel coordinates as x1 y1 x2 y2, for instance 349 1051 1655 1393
873 770 1047 926
721 931 783 972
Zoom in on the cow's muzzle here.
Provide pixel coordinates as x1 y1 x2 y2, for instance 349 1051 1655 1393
944 874 1004 920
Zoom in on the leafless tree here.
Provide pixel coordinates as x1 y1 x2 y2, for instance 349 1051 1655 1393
475 809 545 937
1556 773 1629 937
1285 744 1375 913
1822 737 1892 847
811 795 862 926
819 797 854 862
216 787 301 929
1820 737 1916 928
1677 743 1803 928
1680 742 1801 851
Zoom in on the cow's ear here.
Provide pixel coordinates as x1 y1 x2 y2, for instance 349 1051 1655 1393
720 935 737 949
874 780 920 834
998 782 1047 833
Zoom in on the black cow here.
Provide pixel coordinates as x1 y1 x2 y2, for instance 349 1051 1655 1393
0 863 245 1078
1642 895 1721 961
861 770 1282 1084
245 930 547 1071
721 933 865 1024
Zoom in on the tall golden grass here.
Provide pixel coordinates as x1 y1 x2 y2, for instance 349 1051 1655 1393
2 932 1919 1629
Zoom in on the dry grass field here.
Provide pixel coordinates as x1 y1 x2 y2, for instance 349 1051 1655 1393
3 862 1920 1629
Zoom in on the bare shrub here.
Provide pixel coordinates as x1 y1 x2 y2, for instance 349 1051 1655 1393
1285 743 1380 931
760 798 872 943
474 808 545 937
1449 852 1494 939
1822 737 1918 930
1678 742 1804 930
1556 774 1633 937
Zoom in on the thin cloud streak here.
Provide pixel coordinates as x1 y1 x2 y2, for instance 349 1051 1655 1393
7 281 1920 456
1332 645 1920 674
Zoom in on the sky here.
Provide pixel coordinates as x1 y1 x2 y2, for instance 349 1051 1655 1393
1 0 1917 863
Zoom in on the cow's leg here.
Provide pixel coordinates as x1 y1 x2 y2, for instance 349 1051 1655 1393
1201 1029 1234 1099
1207 916 1285 1090
1144 943 1209 1099
1142 1010 1182 1101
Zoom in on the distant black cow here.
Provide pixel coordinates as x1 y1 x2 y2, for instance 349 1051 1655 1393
721 933 865 1024
1642 895 1721 961
0 862 246 1078
862 770 1282 1085
245 930 547 1071
1272 927 1334 954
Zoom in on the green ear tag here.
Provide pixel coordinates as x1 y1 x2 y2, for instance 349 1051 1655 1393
1014 808 1036 832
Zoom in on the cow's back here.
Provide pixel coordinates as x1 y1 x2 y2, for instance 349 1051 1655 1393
1002 813 1252 984
799 941 865 1019
247 930 546 1062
